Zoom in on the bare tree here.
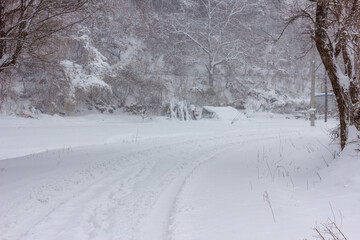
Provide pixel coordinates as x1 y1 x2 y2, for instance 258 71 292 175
0 0 92 74
280 0 360 149
171 0 258 87
313 0 360 149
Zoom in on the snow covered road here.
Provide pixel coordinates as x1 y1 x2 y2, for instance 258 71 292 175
0 115 359 240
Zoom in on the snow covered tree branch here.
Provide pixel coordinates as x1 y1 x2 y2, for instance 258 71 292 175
280 0 360 149
311 0 360 149
0 0 92 74
171 0 258 87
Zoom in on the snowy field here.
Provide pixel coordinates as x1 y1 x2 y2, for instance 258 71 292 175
0 114 359 240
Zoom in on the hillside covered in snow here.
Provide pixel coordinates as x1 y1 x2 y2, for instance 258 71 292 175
0 0 327 117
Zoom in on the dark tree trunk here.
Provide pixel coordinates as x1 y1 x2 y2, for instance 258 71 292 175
206 61 215 87
209 71 214 87
0 0 5 60
350 79 360 130
314 1 349 150
324 70 328 123
353 41 360 131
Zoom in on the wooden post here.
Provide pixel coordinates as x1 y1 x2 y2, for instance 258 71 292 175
310 46 316 127
324 69 328 123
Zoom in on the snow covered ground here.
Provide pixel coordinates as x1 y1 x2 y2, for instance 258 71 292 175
0 113 359 240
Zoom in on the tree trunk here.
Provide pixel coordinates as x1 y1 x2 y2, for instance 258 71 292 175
0 0 5 60
209 71 214 87
314 1 349 150
324 70 328 123
350 78 360 130
352 34 360 130
207 63 215 87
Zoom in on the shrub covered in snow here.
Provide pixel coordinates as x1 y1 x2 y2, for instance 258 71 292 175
246 89 308 114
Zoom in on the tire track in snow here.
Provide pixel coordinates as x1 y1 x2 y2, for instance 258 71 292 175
163 135 286 240
165 131 336 240
133 134 292 240
77 133 255 240
17 157 156 240
2 129 302 240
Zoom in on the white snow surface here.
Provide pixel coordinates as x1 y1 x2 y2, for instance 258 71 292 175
0 114 359 240
202 106 242 120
